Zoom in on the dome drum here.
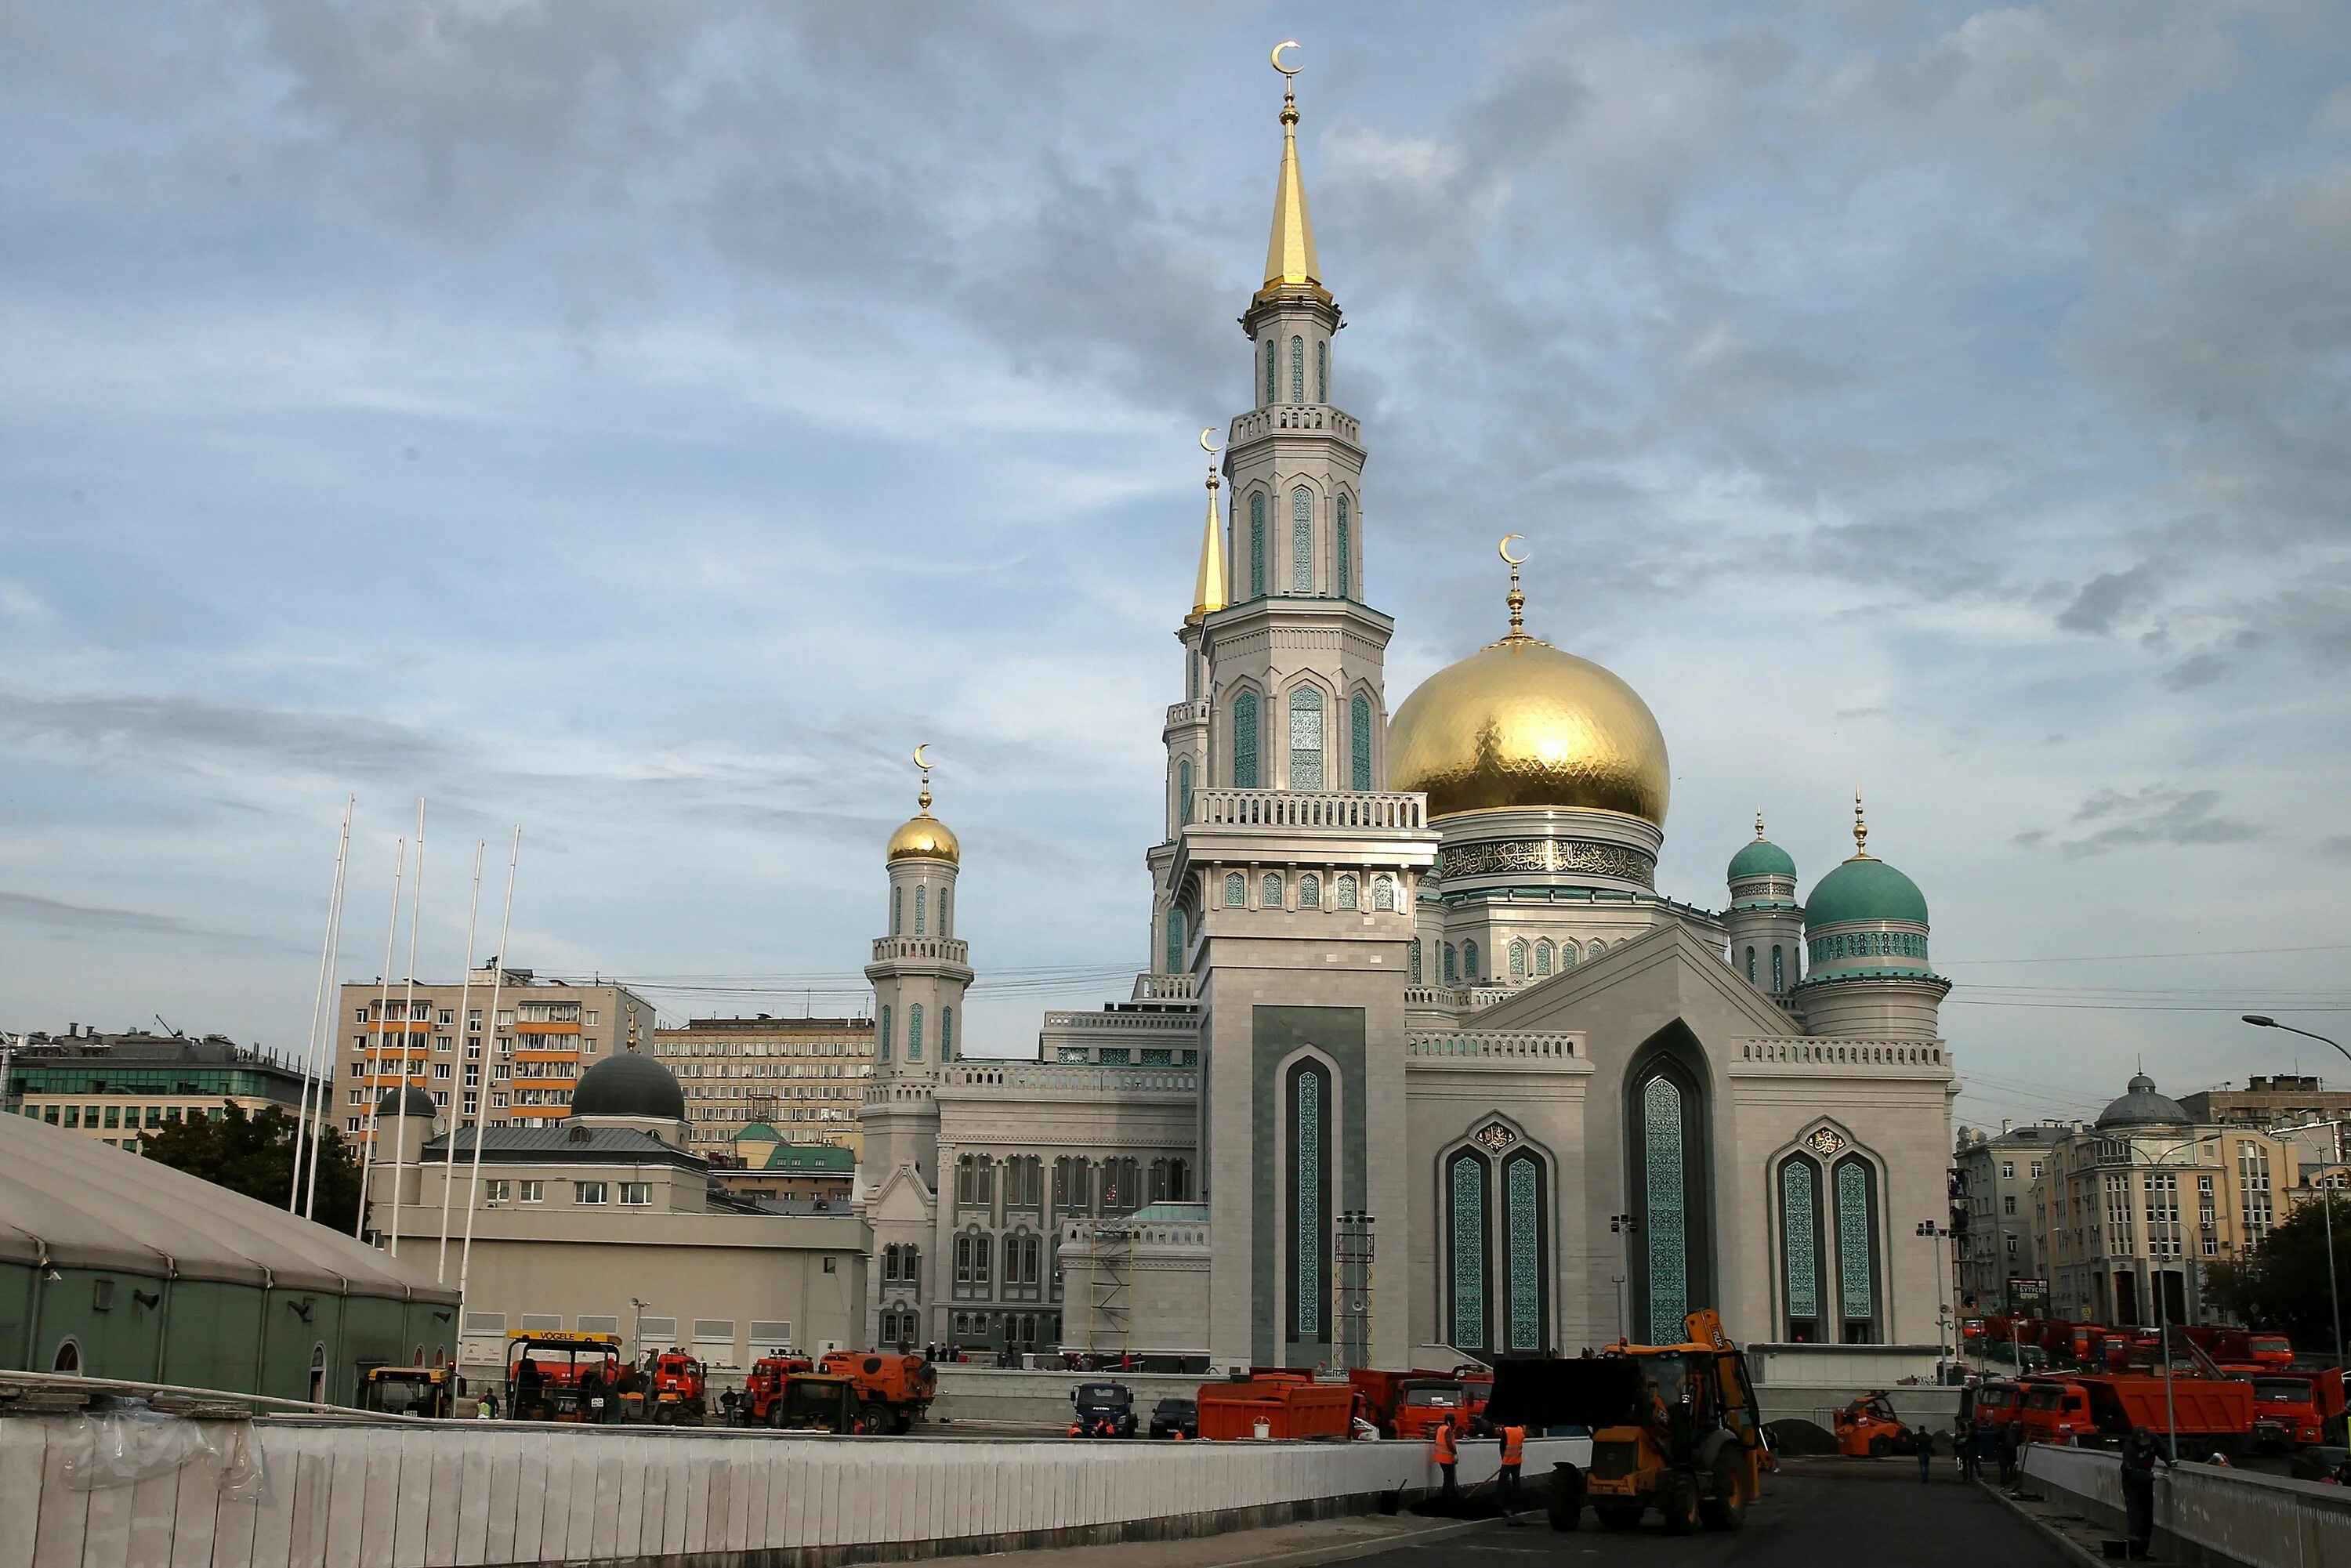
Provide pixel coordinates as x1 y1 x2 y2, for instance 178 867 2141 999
1799 920 1936 983
1428 806 1662 893
571 1051 686 1123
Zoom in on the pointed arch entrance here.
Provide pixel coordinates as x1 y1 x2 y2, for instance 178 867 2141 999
1625 1024 1715 1345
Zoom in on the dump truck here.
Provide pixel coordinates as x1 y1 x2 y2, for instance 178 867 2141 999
505 1331 625 1423
643 1349 710 1425
2181 1326 2295 1371
1345 1366 1491 1438
817 1350 937 1434
1196 1371 1355 1440
2017 1374 2257 1452
1487 1309 1768 1535
357 1365 456 1418
743 1354 816 1425
2250 1369 2346 1453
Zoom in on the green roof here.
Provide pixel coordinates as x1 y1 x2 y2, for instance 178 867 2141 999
738 1122 781 1143
1727 838 1797 882
763 1144 855 1173
1805 856 1929 928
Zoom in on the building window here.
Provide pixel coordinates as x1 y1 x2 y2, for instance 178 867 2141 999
942 1005 956 1060
1335 874 1358 910
1290 335 1304 403
1641 1074 1690 1342
940 889 951 937
1264 337 1276 404
1316 338 1328 402
1502 1150 1548 1352
1745 946 1756 983
1248 494 1266 597
1262 873 1283 907
1443 943 1458 984
1462 940 1479 980
1447 1149 1490 1351
1780 1156 1824 1342
915 885 927 936
1291 487 1313 593
1233 690 1260 788
1052 1156 1092 1215
1535 940 1555 976
1176 759 1192 827
879 1005 892 1064
1005 1156 1042 1208
485 1180 512 1203
1349 692 1371 791
1408 938 1422 983
520 1180 544 1203
908 1004 925 1062
1225 872 1247 907
1165 906 1186 974
892 886 902 936
1509 940 1529 979
2238 1142 2274 1243
1336 496 1351 599
1289 1060 1329 1342
575 1182 608 1205
1288 685 1324 789
1588 940 1606 963
1835 1157 1881 1342
1374 875 1396 912
1299 874 1321 909
619 1182 652 1206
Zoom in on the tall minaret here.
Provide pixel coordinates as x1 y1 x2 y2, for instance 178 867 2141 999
1148 449 1227 974
1203 50 1391 797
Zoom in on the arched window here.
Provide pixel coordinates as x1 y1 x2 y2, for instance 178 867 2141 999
1373 875 1395 911
1316 339 1328 402
1588 940 1607 963
1408 938 1422 983
1509 940 1529 979
1291 487 1313 592
908 1004 925 1062
52 1338 81 1375
1233 690 1260 788
1288 1060 1330 1342
1248 494 1266 597
1176 759 1193 827
1744 946 1755 983
1349 693 1372 791
1535 940 1555 976
1835 1156 1882 1343
1169 1157 1191 1200
892 885 903 936
1779 1155 1824 1342
1336 496 1351 599
1502 1150 1550 1352
1446 1149 1491 1351
1335 874 1358 910
1262 873 1284 907
940 1005 955 1061
879 1005 893 1063
1288 685 1324 789
1290 335 1305 402
1165 906 1186 974
1225 871 1246 907
1628 1052 1712 1345
1188 650 1198 700
1462 940 1479 980
915 885 927 936
1299 873 1321 909
1443 943 1458 984
1772 945 1786 991
1264 338 1276 404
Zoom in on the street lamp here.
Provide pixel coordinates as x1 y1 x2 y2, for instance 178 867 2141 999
1917 1221 1955 1379
1610 1215 1640 1342
2241 1019 2350 1378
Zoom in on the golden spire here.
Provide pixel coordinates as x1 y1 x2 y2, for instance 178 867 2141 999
1497 534 1534 643
1851 791 1871 859
915 744 934 814
1191 430 1228 621
1260 42 1322 295
1755 809 1767 842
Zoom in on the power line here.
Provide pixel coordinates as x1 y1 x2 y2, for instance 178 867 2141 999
1942 941 2351 967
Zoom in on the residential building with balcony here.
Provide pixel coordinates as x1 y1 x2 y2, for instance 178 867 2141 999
652 1014 875 1160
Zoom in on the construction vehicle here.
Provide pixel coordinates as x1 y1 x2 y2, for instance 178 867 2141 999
763 1372 863 1434
1832 1392 1927 1458
742 1354 816 1425
357 1365 456 1418
1195 1371 1354 1440
2181 1326 2295 1371
2249 1369 2346 1453
643 1349 710 1425
817 1350 936 1434
1965 1379 2025 1439
1069 1381 1137 1438
1487 1309 1767 1535
2016 1374 2257 1452
505 1331 625 1423
1391 1379 1485 1440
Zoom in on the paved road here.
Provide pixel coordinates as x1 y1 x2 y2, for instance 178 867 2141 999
1354 1461 2074 1566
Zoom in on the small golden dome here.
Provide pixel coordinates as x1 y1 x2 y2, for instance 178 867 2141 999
886 810 960 866
1387 636 1670 824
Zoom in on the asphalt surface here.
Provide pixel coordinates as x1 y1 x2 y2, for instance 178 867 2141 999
1352 1461 2077 1566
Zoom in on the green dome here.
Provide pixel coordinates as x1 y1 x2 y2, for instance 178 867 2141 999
1728 838 1797 882
1805 856 1929 928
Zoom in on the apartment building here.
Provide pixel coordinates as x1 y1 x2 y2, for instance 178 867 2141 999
1951 1119 2070 1313
2 1027 305 1149
652 1016 875 1160
332 969 655 1145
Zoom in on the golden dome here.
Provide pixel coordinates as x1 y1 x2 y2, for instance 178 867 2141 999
1387 636 1671 824
886 810 960 865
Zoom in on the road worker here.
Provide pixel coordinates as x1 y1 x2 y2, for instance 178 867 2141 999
1497 1422 1526 1514
1433 1414 1461 1501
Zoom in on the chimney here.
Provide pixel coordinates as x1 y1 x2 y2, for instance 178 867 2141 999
2001 1118 2013 1135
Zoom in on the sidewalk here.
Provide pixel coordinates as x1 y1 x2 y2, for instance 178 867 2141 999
1979 1478 2143 1567
964 1512 1509 1568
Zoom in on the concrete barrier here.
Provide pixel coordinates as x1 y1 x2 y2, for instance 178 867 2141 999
929 1368 1205 1426
1754 1382 1962 1436
2024 1443 2351 1568
0 1410 1578 1568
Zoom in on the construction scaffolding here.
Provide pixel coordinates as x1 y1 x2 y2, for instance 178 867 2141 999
1335 1211 1375 1371
1084 1220 1135 1360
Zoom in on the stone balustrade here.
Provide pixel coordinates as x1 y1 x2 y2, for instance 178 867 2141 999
1230 404 1361 443
1163 700 1211 730
1130 973 1199 1001
1734 1038 1947 1068
1041 1009 1199 1034
1189 788 1425 831
1406 1031 1578 1059
870 936 969 965
944 1063 1197 1096
1404 984 1516 1011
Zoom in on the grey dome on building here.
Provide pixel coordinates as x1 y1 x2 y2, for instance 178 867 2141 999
2095 1073 2190 1130
572 1050 686 1121
375 1085 437 1120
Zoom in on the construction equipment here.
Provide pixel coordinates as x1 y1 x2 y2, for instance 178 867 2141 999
1196 1371 1354 1440
762 1372 862 1434
505 1331 625 1423
357 1365 455 1418
1487 1309 1768 1536
816 1350 937 1434
742 1354 816 1425
2016 1374 2257 1452
2250 1370 2345 1453
1833 1392 1926 1458
643 1349 709 1425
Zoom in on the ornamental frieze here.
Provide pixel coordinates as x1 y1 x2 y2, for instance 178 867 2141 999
1434 838 1656 887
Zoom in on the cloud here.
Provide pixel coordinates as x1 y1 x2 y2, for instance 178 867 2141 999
2056 563 2163 635
2049 785 2266 858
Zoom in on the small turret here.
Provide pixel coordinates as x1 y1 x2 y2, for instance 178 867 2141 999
1793 795 1950 1039
1723 812 1802 998
869 748 973 1081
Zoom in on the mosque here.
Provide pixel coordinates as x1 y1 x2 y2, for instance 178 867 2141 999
853 60 1958 1374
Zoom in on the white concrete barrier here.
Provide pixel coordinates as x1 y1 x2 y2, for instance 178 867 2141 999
2024 1443 2351 1568
929 1368 1206 1425
0 1413 1578 1567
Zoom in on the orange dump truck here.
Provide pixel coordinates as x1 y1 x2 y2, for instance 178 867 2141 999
1197 1373 1354 1440
817 1350 937 1434
2020 1374 2256 1452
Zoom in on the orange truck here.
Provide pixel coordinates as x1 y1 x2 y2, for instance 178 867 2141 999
2180 1327 2294 1372
1196 1371 1354 1440
1391 1379 1485 1441
2250 1369 2346 1453
645 1349 710 1425
817 1350 937 1434
2018 1374 2256 1453
743 1353 816 1424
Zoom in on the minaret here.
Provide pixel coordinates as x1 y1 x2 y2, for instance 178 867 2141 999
867 751 972 1086
1204 49 1390 796
1723 812 1804 1000
1794 794 1951 1039
1150 449 1226 976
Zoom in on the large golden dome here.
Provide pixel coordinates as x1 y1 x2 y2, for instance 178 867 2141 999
1387 636 1670 824
886 810 960 865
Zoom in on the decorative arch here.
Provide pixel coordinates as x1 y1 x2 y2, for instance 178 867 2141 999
1334 873 1358 910
1625 1027 1715 1345
1349 691 1373 791
1232 687 1262 788
1832 1153 1885 1343
1285 680 1326 789
1224 871 1247 907
1336 495 1352 601
1299 873 1321 909
1776 1153 1825 1342
1508 939 1529 979
1261 872 1284 907
1248 493 1266 597
1587 940 1607 963
1444 1147 1492 1351
1557 942 1578 971
1535 939 1556 976
1283 1052 1337 1345
52 1337 82 1374
1373 875 1396 911
1408 937 1422 983
1176 758 1192 827
1436 1120 1555 1356
1462 940 1480 980
1290 486 1315 593
1443 943 1458 984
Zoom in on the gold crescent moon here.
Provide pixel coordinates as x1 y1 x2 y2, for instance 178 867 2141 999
1199 427 1220 455
911 744 932 770
1270 40 1301 77
1498 534 1527 567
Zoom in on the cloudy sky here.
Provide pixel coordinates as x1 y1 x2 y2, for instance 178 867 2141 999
3 2 2346 1132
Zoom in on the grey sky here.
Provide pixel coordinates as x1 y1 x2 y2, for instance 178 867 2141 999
3 2 2347 1133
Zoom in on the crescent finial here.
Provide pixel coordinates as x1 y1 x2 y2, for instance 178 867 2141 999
1498 534 1527 567
1270 40 1301 79
1199 427 1220 455
911 743 932 771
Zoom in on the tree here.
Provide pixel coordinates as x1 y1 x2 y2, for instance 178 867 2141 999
138 1103 364 1234
2202 1196 2351 1351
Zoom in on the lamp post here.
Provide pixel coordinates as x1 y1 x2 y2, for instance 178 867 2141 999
1916 1221 1954 1379
2241 1019 2349 1375
1610 1214 1639 1343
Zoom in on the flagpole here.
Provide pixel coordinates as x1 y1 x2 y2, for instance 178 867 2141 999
386 798 426 1257
457 827 522 1385
354 836 405 1240
288 796 352 1210
437 839 486 1281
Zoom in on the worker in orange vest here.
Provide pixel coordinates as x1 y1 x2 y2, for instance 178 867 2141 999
1497 1423 1526 1513
1433 1414 1461 1501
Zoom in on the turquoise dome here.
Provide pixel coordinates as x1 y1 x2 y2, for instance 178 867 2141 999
1728 838 1797 882
1805 856 1929 927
